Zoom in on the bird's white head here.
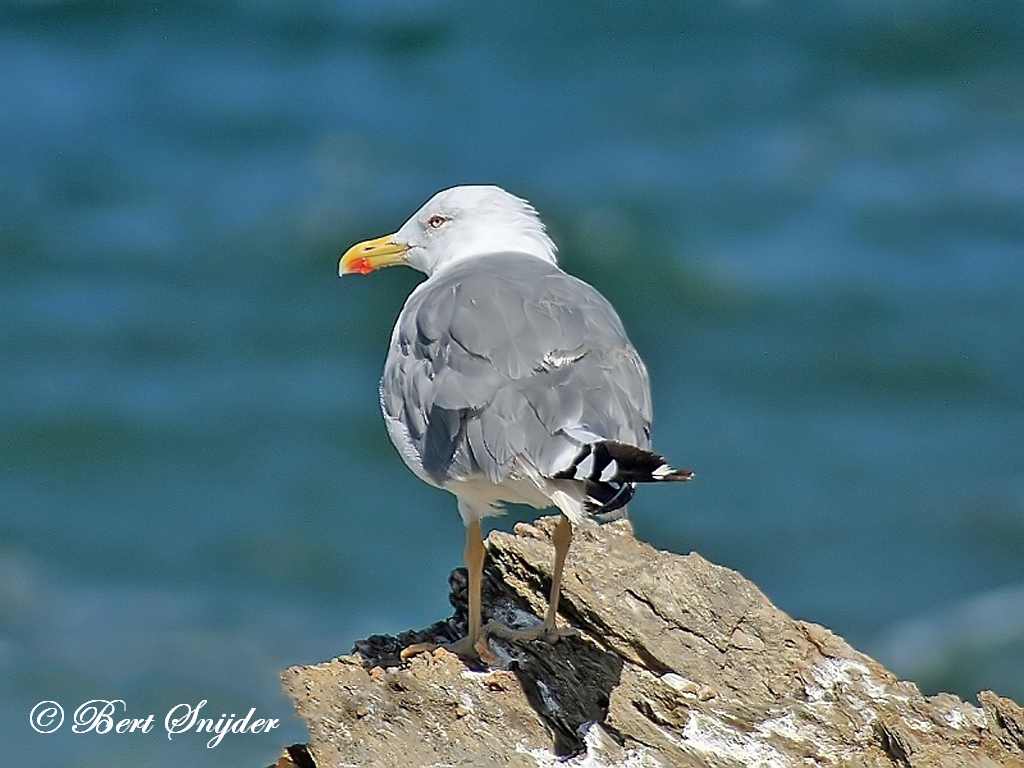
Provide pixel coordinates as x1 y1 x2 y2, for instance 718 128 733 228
339 185 558 278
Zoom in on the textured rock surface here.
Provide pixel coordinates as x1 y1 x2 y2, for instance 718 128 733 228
281 516 1024 767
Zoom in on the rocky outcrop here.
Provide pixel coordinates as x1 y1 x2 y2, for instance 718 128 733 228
277 516 1024 767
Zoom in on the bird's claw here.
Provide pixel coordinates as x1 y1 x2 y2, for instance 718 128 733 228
400 632 498 665
483 619 578 644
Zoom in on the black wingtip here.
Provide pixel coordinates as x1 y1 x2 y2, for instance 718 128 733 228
582 480 636 516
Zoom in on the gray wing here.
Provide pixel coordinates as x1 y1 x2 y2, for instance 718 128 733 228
380 253 652 486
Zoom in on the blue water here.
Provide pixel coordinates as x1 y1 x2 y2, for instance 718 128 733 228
2 2 1022 765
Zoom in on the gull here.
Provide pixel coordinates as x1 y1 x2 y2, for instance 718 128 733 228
339 185 692 658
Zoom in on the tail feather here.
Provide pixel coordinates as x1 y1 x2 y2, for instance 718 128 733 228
552 439 693 516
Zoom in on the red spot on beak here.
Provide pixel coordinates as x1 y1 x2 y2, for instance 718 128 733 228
351 256 373 275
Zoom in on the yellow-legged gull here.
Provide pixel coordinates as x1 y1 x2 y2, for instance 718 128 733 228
340 185 692 658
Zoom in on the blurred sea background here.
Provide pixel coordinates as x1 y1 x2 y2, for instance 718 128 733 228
2 1 1022 765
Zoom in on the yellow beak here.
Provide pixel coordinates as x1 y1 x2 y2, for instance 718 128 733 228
339 233 409 276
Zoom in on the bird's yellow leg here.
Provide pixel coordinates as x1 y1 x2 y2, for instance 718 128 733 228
401 518 488 660
402 515 575 661
543 512 573 630
448 518 485 655
486 513 578 643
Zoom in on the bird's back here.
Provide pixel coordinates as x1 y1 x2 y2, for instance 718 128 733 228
380 252 653 493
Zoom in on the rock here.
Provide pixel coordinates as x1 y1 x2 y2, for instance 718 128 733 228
281 516 1024 767
266 745 315 768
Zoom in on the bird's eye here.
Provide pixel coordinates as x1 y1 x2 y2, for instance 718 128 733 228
427 215 447 230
